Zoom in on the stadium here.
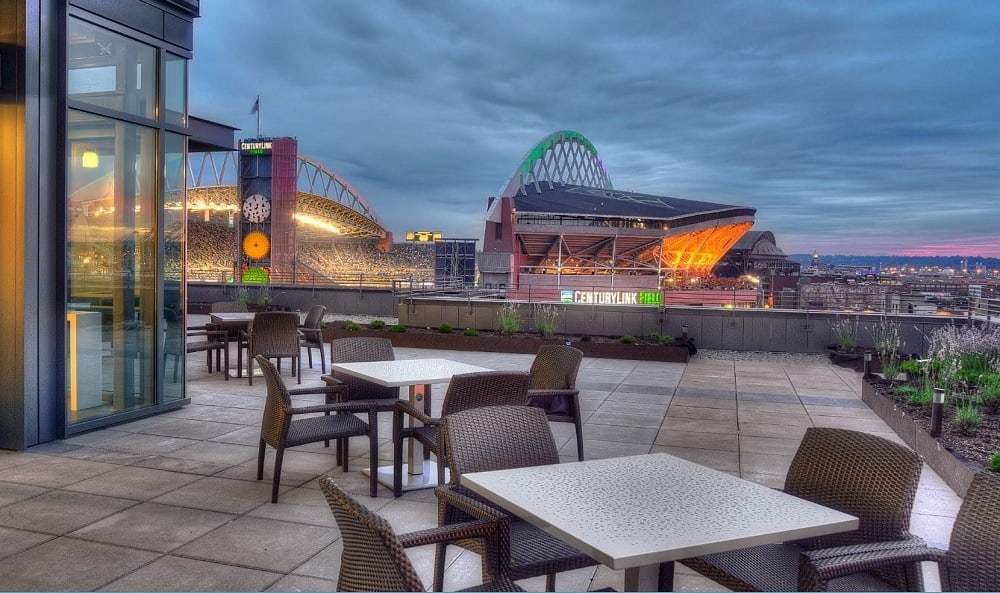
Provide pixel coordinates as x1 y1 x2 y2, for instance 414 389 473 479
179 130 757 300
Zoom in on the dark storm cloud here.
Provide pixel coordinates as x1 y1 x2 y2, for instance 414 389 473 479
191 0 1000 256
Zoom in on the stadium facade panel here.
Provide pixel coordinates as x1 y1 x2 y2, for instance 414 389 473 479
483 183 755 292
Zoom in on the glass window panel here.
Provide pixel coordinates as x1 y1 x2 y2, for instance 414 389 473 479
67 110 158 423
68 17 157 120
164 53 186 126
163 132 186 401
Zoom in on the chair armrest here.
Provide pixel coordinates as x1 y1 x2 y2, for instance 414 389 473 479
287 384 345 398
434 485 510 524
394 399 437 426
320 375 345 387
286 400 375 416
798 539 944 591
526 388 579 399
299 327 322 338
397 519 500 549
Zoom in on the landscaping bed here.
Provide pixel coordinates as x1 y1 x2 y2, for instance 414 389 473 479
321 321 691 362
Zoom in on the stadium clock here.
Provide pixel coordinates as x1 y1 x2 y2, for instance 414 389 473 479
242 194 271 223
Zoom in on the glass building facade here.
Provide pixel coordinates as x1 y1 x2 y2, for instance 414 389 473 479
1 0 219 449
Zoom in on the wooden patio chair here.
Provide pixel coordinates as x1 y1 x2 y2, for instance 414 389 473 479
298 304 327 373
798 470 1000 592
392 371 531 498
256 356 378 502
679 427 925 591
318 476 522 592
433 405 598 592
525 344 586 460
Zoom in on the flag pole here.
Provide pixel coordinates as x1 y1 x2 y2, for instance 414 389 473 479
256 97 260 137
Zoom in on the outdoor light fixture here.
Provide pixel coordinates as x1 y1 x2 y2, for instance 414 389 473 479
863 351 874 379
681 324 689 339
930 387 945 438
81 150 99 168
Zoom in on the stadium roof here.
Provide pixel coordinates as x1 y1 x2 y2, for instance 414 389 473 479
510 183 755 224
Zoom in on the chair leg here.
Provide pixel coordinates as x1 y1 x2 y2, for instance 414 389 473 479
257 440 266 480
545 573 556 592
368 409 379 497
306 345 314 369
296 355 301 384
271 446 285 503
340 437 350 472
392 410 405 497
433 543 448 592
572 399 585 461
222 344 229 381
319 343 327 374
247 354 254 386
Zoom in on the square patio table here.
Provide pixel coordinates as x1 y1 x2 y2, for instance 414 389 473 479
327 358 491 492
209 312 258 378
460 452 858 591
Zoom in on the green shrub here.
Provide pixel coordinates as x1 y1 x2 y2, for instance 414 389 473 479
620 335 636 344
992 452 1000 473
954 400 982 435
977 372 1000 414
900 358 923 374
895 385 932 406
533 303 559 337
463 327 478 336
497 302 520 335
344 321 361 331
369 320 386 329
658 334 674 344
438 323 453 333
388 324 406 333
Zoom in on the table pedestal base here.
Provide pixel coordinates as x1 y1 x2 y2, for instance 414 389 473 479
364 462 448 493
624 561 673 592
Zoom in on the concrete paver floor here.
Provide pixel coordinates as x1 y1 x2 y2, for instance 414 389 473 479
0 343 960 592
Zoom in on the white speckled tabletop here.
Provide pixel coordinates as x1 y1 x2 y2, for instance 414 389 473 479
328 358 491 387
462 452 858 589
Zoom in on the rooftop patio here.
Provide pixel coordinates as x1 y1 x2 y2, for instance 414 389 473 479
0 335 960 591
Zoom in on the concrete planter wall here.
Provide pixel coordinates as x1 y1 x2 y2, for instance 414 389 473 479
861 379 979 497
322 327 689 362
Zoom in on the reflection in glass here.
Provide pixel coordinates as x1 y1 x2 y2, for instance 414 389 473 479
163 133 186 402
68 18 157 120
67 110 158 423
164 53 187 126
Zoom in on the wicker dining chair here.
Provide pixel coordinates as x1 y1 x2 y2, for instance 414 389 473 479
245 311 301 386
798 470 1000 592
298 304 327 373
679 427 925 592
322 337 400 464
256 356 378 502
525 344 586 460
318 476 523 592
392 371 531 498
433 405 599 592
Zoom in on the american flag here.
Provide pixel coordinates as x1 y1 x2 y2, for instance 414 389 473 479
249 96 259 115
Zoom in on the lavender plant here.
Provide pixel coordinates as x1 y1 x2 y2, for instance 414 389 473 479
830 317 858 350
497 301 520 335
533 303 559 337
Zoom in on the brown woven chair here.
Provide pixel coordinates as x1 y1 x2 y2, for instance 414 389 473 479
318 476 523 592
244 311 301 386
298 304 327 373
525 344 585 460
798 470 1000 592
679 427 924 591
392 371 531 498
322 337 401 468
433 405 598 592
256 356 378 502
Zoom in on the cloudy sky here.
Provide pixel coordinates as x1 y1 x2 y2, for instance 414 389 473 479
190 0 1000 257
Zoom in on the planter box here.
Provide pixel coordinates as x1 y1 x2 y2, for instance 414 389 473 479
322 327 689 362
862 379 979 497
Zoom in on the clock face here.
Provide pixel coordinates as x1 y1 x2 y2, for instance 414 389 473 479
243 194 271 223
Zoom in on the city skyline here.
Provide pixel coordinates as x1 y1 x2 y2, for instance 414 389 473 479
190 1 1000 258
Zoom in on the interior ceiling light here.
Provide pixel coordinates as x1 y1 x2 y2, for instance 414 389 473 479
82 151 99 168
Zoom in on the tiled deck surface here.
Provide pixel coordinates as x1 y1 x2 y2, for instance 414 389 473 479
0 342 960 591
